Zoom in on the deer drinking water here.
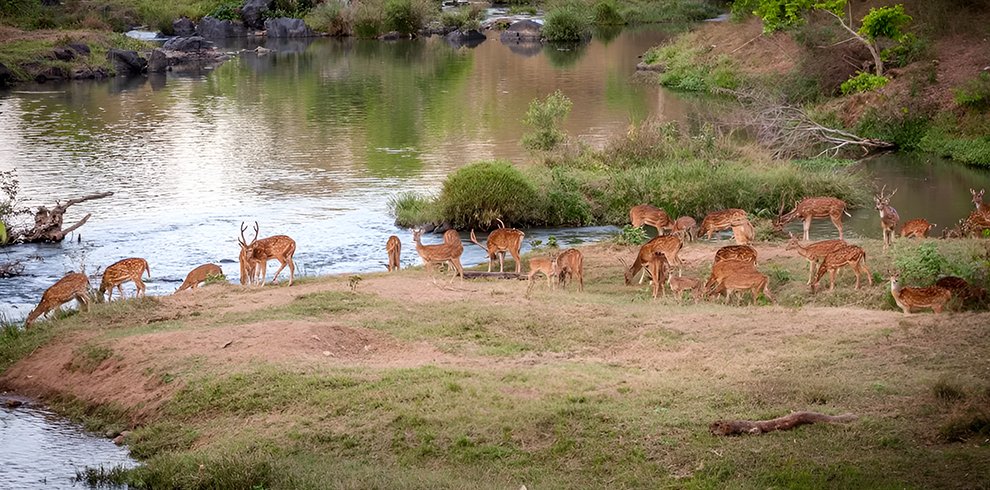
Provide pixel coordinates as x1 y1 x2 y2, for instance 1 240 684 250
98 257 151 301
238 222 297 286
25 272 91 327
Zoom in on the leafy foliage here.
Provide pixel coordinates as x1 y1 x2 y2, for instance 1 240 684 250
209 0 242 21
522 91 573 153
840 72 889 95
305 0 350 35
894 242 948 285
953 72 990 111
614 225 648 245
541 4 591 42
858 5 911 42
592 0 625 25
437 161 540 229
440 4 484 31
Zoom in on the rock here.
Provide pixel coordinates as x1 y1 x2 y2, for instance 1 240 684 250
71 66 110 79
445 29 486 48
173 16 196 37
34 65 67 82
67 43 91 56
106 49 147 75
2 399 23 409
148 48 168 73
197 16 248 39
51 46 77 61
112 430 131 445
379 31 406 41
264 17 314 37
500 20 542 43
635 61 663 72
241 0 272 30
163 36 214 52
0 62 13 88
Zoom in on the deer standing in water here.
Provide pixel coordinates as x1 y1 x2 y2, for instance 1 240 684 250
98 257 151 301
629 204 673 235
784 234 847 285
874 186 900 252
238 222 297 286
386 235 401 272
699 209 748 240
412 228 464 278
889 274 951 314
899 218 935 239
555 248 584 291
177 264 223 292
811 245 872 292
25 272 91 327
469 220 525 273
775 197 850 241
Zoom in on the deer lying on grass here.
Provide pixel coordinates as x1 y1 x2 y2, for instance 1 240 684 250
935 276 987 308
713 245 758 265
98 257 151 301
671 216 697 242
623 235 683 285
646 251 669 299
699 209 748 240
811 245 872 292
775 197 850 241
386 235 401 272
469 221 525 273
238 222 297 286
527 254 558 290
667 271 701 304
704 259 758 300
971 188 990 214
25 272 91 327
629 204 672 235
412 228 464 278
555 248 584 291
177 264 223 292
889 274 951 314
900 218 935 239
874 186 900 252
784 234 847 285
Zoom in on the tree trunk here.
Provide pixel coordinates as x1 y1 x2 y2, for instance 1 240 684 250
14 192 113 243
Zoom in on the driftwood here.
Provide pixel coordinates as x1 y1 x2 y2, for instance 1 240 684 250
462 271 522 280
14 192 113 243
0 259 24 277
710 411 857 436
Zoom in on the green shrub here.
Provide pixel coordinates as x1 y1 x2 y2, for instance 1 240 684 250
306 0 350 35
647 37 739 92
856 101 934 151
389 191 439 227
541 4 591 42
592 0 624 25
614 225 648 245
894 242 948 285
840 72 889 95
436 161 540 229
953 72 990 111
881 33 929 68
522 91 573 153
352 0 385 37
385 0 417 34
210 0 243 21
440 4 484 30
507 5 537 15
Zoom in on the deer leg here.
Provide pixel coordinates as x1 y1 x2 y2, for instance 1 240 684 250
271 259 288 285
511 249 521 274
861 260 872 286
829 269 837 291
117 284 126 299
804 216 812 241
451 258 464 279
639 268 649 285
806 259 815 285
287 257 295 286
258 260 269 286
498 252 505 273
76 294 90 312
134 277 146 297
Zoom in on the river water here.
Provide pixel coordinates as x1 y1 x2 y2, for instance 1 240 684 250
1 28 989 320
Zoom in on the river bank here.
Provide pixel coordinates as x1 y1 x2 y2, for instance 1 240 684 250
2 238 989 487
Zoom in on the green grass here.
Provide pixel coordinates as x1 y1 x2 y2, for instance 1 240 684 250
0 33 151 84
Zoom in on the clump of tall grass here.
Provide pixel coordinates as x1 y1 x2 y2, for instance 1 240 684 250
436 161 541 229
592 0 625 25
541 2 591 42
440 4 484 31
306 0 351 35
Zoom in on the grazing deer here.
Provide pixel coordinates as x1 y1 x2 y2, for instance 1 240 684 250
623 235 683 285
784 234 847 285
646 251 669 299
775 197 850 241
900 218 935 239
386 235 401 272
667 271 701 304
555 248 584 291
98 257 151 301
889 274 951 314
704 259 758 299
699 209 748 240
874 186 900 252
935 276 987 308
671 216 697 242
412 228 464 278
971 188 990 214
25 272 91 327
238 222 297 286
731 218 755 245
527 254 558 290
714 245 758 266
811 245 872 292
177 264 223 292
469 224 525 273
716 268 773 306
629 204 673 235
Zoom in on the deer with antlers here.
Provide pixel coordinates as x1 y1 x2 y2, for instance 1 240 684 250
889 274 951 314
98 257 151 301
412 228 464 278
774 197 851 241
784 234 847 285
900 218 935 239
629 204 673 235
874 186 900 252
555 248 584 291
177 264 223 292
238 222 297 286
469 220 525 273
622 235 683 285
671 216 697 242
527 254 559 290
811 245 872 292
25 272 91 327
971 188 990 214
699 209 748 240
386 235 401 272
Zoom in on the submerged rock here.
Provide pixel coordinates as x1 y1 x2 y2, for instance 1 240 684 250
264 17 314 37
163 36 214 52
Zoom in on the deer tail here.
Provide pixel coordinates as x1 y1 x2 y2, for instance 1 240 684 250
144 260 152 278
843 210 851 217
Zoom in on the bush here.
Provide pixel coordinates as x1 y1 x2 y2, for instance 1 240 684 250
592 0 624 25
383 0 433 35
210 0 243 21
893 242 948 285
953 72 990 111
440 4 484 30
614 225 648 245
352 0 385 37
646 36 739 92
840 72 889 95
541 4 591 42
389 192 438 227
436 161 540 229
522 91 573 153
306 0 350 35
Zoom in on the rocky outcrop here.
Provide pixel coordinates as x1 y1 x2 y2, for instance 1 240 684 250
264 17 314 37
51 46 78 61
148 49 168 73
445 29 486 48
163 36 214 52
173 17 196 37
500 20 542 43
197 16 248 39
241 0 272 30
106 49 147 75
68 43 91 56
71 66 110 79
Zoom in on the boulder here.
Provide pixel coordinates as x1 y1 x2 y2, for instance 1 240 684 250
67 43 91 56
147 48 168 73
51 46 77 61
163 36 214 52
106 49 148 75
241 0 272 30
173 16 196 37
499 19 542 43
34 65 67 83
197 16 248 39
71 66 110 79
0 63 13 88
445 29 486 48
264 17 314 37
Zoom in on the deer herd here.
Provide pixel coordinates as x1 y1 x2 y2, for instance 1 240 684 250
20 187 990 327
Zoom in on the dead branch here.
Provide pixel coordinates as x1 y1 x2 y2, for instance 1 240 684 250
13 192 113 243
710 411 857 436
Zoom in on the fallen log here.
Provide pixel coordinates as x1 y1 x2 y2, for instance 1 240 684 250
709 411 857 436
462 271 522 280
13 192 113 243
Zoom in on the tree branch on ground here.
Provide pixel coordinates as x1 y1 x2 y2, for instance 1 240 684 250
13 192 114 244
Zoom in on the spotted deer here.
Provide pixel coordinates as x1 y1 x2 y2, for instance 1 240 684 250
775 197 851 241
25 272 91 327
784 234 848 285
811 245 872 292
177 264 223 292
555 248 584 291
98 258 151 301
900 218 935 239
699 209 748 240
386 235 401 272
971 188 990 214
731 218 755 245
874 186 900 252
527 254 559 290
671 216 697 242
704 259 758 299
412 228 464 278
715 268 773 306
622 235 683 285
238 222 297 286
469 223 525 273
935 276 987 308
646 251 669 299
629 204 673 235
667 271 701 303
890 274 951 314
713 245 758 266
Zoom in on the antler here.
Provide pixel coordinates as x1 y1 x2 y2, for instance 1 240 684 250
239 221 248 246
495 218 505 229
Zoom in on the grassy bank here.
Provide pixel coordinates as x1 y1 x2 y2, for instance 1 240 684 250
2 238 989 488
0 30 149 84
